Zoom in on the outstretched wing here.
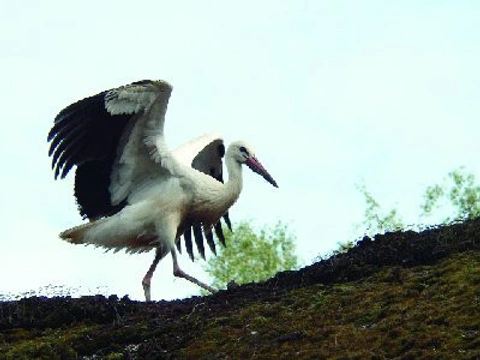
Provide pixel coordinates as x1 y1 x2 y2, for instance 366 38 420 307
173 134 232 261
48 80 173 219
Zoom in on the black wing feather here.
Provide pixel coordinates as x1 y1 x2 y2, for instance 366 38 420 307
54 132 87 179
50 127 86 171
48 90 131 219
205 230 217 255
176 226 195 261
184 227 194 261
193 225 205 260
222 213 232 232
48 120 84 157
214 222 226 248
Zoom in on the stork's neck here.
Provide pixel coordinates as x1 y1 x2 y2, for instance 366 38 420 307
223 155 243 204
191 153 243 231
193 153 243 228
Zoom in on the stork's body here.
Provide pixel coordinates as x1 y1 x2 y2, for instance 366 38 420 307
48 80 278 300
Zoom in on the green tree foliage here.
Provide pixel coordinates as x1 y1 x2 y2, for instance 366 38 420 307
358 167 480 237
356 183 404 236
203 221 298 290
421 167 480 222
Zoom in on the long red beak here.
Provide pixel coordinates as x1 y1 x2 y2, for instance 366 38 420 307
245 157 278 188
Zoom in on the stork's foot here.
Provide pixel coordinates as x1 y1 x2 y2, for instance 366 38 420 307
142 276 152 302
142 248 163 302
170 248 218 294
173 267 218 294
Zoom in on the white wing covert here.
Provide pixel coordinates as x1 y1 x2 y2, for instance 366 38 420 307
173 133 225 181
105 80 174 206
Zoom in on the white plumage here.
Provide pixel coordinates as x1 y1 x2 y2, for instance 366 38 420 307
48 80 278 301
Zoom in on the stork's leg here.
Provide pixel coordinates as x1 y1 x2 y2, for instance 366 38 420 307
171 249 218 294
142 248 163 301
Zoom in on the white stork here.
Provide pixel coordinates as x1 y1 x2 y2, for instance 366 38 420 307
47 80 278 301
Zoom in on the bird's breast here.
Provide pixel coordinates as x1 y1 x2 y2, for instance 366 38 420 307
187 180 238 228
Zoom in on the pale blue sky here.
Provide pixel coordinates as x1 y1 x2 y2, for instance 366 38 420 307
1 1 479 300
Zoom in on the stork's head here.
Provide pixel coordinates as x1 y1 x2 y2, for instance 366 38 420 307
227 141 278 188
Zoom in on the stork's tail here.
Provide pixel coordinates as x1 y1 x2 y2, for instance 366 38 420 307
60 222 94 245
59 200 177 254
59 217 159 254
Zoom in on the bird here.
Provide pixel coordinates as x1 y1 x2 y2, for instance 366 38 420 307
47 79 278 301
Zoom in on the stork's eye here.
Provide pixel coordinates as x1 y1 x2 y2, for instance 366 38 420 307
239 146 248 154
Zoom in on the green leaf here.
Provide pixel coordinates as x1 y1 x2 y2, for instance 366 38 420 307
202 221 299 290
